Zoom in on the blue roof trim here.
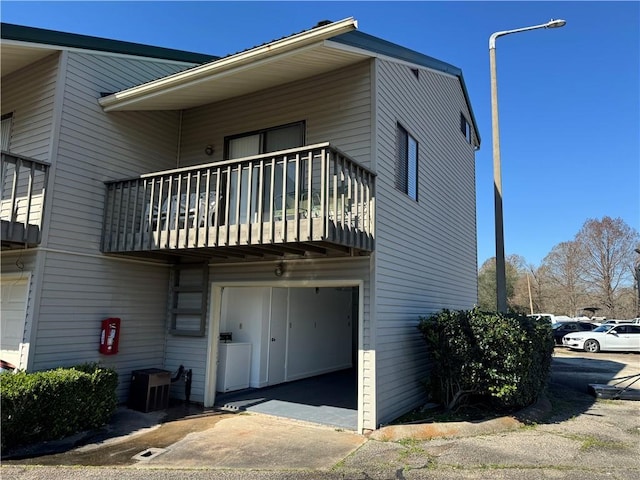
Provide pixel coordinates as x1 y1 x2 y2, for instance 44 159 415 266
332 31 461 77
1 23 216 64
332 31 480 146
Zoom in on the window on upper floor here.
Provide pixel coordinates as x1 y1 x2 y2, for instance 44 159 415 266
460 113 472 144
225 121 305 160
224 121 306 223
396 123 418 200
1 113 13 151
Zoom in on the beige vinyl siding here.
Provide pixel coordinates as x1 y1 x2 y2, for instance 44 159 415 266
178 61 372 168
45 52 192 253
10 51 201 399
31 250 170 400
373 59 478 425
0 52 59 159
163 256 374 429
172 62 376 423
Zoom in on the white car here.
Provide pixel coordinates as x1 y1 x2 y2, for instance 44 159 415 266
562 324 640 353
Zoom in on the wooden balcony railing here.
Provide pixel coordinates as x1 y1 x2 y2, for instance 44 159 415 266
1 151 50 248
102 143 375 259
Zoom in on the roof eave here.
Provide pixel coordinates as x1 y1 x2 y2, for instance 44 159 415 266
99 17 358 112
0 22 216 64
331 31 480 147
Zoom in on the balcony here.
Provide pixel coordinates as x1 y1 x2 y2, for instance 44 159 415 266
1 151 49 249
102 143 375 261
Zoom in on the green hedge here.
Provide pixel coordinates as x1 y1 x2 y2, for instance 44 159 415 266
0 363 118 450
417 308 554 411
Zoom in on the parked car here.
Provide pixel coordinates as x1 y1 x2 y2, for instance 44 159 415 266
552 321 598 345
562 324 640 353
527 313 555 323
599 319 632 325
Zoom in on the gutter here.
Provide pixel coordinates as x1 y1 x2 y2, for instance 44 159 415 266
99 17 358 112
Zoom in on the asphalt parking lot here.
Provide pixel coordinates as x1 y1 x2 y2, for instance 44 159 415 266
2 348 639 480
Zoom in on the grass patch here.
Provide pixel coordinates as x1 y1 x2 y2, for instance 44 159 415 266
396 438 437 469
561 433 627 451
397 438 422 448
579 435 626 451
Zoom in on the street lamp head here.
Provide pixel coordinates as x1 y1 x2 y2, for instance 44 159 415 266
489 18 567 49
546 19 567 28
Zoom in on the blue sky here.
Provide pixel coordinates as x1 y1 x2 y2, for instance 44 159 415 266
2 1 638 268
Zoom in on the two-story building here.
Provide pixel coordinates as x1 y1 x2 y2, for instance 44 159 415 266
1 18 480 433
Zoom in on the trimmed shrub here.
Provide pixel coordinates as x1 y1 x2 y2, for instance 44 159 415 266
417 308 554 412
0 363 117 449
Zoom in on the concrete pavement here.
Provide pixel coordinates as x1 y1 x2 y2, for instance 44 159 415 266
2 349 639 479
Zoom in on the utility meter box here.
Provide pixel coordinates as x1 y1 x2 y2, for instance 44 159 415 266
128 368 171 412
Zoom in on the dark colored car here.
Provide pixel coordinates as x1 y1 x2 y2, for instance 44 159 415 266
552 321 598 345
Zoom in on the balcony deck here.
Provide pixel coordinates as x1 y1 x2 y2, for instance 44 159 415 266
1 152 49 249
102 143 375 262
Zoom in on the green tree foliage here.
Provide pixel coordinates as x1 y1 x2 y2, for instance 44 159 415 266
477 254 527 312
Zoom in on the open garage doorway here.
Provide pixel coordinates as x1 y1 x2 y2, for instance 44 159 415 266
213 285 359 430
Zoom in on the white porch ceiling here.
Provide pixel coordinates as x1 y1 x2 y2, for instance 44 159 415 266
1 43 58 78
102 42 371 112
99 18 364 112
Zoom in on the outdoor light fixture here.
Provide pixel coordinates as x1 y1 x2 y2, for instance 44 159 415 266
546 19 567 28
274 263 284 277
489 18 566 313
204 145 214 156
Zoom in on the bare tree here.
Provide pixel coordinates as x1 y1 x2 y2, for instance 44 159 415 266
575 217 640 318
507 255 529 314
526 266 543 312
539 241 585 316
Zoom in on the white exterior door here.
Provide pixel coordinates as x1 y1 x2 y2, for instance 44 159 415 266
268 288 287 385
1 273 30 369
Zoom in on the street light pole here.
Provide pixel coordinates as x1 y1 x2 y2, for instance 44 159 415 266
489 19 566 313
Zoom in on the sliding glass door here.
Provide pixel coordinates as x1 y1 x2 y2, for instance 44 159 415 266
225 122 305 223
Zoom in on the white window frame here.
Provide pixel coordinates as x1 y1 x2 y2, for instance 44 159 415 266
460 113 472 144
224 121 305 160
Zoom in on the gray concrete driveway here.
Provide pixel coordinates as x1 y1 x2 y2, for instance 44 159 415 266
2 348 639 479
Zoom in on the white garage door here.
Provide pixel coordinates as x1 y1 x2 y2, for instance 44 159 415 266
1 273 30 369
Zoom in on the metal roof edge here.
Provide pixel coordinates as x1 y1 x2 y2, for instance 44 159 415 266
332 31 462 77
332 30 480 147
457 75 481 148
0 22 217 64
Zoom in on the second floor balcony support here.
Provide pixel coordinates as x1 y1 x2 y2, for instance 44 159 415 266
102 143 375 260
1 151 50 249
